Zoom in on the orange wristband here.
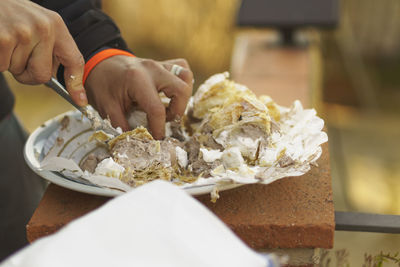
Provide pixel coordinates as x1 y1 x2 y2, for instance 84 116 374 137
83 48 135 85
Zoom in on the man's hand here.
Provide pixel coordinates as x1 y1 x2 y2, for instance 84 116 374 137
0 0 87 106
85 56 193 140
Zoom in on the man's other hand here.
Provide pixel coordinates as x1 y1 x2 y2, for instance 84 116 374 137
85 56 193 140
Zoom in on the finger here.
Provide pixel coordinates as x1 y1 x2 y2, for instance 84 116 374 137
0 33 16 72
103 103 130 132
162 58 190 69
8 43 36 76
153 68 191 121
162 58 193 85
52 16 87 106
162 63 194 87
128 75 166 140
14 40 53 84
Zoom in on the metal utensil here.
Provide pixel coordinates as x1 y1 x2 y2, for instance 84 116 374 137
45 77 120 136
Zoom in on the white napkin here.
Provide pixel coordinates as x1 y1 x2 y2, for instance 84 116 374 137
1 181 275 267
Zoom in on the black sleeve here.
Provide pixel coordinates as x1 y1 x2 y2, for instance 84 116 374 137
33 0 129 59
32 0 130 83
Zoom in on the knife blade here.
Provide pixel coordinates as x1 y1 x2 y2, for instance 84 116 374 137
45 77 120 136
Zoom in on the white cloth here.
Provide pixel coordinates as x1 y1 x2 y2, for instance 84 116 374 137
1 181 273 267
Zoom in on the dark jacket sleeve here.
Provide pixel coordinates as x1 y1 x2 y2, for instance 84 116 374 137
32 0 130 83
33 0 129 59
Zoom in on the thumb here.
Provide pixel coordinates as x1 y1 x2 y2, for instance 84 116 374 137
53 24 87 106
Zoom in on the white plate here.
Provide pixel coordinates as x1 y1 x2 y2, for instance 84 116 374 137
24 111 241 197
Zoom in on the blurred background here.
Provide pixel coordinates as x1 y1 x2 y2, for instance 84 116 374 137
5 0 400 265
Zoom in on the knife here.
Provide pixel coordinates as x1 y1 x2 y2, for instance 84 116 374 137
45 77 120 136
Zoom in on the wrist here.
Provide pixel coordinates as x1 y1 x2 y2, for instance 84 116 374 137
83 48 135 85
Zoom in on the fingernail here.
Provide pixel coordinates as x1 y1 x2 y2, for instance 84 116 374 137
78 92 88 106
79 92 87 101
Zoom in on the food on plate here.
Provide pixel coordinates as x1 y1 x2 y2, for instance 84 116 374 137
42 72 328 193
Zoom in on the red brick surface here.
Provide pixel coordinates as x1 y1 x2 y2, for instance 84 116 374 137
197 142 334 249
27 185 109 243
